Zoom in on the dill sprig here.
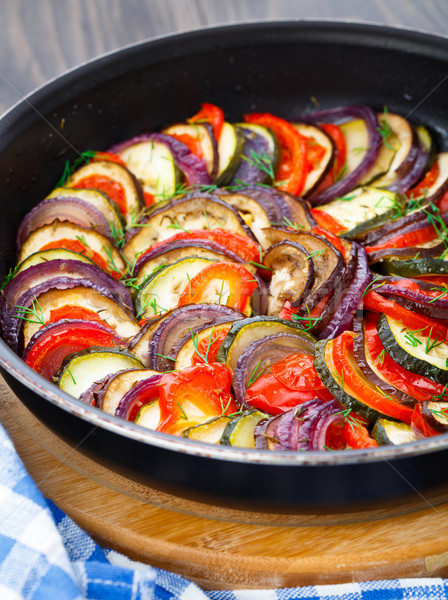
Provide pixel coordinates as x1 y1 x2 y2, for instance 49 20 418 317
14 297 45 325
242 150 275 180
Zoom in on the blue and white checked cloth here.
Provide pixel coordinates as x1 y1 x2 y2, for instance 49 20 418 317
1 421 448 600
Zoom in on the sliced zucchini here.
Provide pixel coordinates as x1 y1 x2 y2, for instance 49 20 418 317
134 400 161 430
339 119 370 178
175 322 233 370
372 418 418 445
163 123 217 179
183 416 232 444
117 139 182 201
216 316 315 372
315 187 402 234
14 248 95 277
56 347 144 399
382 257 448 278
216 122 245 185
134 257 215 318
20 286 140 348
16 221 126 275
377 314 448 385
290 123 334 195
221 410 268 448
67 160 143 222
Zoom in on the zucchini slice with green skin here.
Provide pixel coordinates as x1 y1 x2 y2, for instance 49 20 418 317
216 316 316 372
56 347 144 399
134 400 161 430
382 257 448 278
183 416 232 444
377 314 448 385
134 257 216 318
372 418 418 445
216 123 245 185
163 123 217 179
315 187 402 235
339 118 371 179
118 138 182 201
221 410 269 448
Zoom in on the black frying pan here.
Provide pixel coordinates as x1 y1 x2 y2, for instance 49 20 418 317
1 21 448 515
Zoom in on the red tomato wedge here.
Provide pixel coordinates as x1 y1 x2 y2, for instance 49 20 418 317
343 420 379 449
73 174 128 215
244 112 308 196
157 362 236 434
177 261 258 315
191 327 231 365
406 160 440 198
272 353 332 398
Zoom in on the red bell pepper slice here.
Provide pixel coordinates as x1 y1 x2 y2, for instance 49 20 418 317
73 174 127 215
343 420 379 449
191 327 231 365
243 112 308 196
39 239 121 279
311 210 347 235
88 151 127 167
167 133 204 159
313 123 347 192
378 277 448 301
25 321 121 380
411 403 439 438
272 352 332 399
189 102 225 141
363 290 448 341
330 331 413 424
157 362 236 434
365 223 438 253
177 261 258 315
413 275 448 287
364 313 446 402
141 228 260 264
406 160 440 199
245 373 326 416
312 225 347 256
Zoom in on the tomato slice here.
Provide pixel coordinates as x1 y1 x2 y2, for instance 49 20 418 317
406 160 440 199
73 174 127 215
89 151 127 167
272 353 332 397
140 228 260 263
244 112 308 196
189 103 225 141
39 239 121 279
411 403 439 438
343 420 378 449
330 331 413 424
25 321 121 380
364 313 446 402
191 327 231 365
177 261 258 315
246 373 323 415
157 362 236 434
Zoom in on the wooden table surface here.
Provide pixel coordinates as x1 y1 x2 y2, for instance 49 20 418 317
1 0 447 116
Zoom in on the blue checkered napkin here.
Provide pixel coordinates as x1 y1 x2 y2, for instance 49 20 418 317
2 420 448 600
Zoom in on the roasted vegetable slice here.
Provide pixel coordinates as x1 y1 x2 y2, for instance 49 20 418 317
372 418 418 445
216 122 245 185
55 347 144 399
290 123 334 196
183 416 232 444
220 410 268 448
163 123 218 179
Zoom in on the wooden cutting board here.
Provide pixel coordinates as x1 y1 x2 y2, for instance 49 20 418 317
2 379 448 590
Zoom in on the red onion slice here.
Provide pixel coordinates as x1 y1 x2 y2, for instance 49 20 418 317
115 374 163 421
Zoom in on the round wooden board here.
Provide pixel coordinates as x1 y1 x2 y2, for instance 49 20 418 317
2 381 448 589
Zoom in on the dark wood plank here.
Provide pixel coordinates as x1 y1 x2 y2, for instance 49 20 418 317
1 0 447 115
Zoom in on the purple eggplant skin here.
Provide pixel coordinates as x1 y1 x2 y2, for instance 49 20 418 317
233 333 315 406
16 197 113 251
133 238 244 276
115 373 164 420
79 371 118 407
303 106 382 206
318 243 372 340
109 132 212 185
352 316 417 408
131 304 244 371
367 241 447 265
387 135 429 193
